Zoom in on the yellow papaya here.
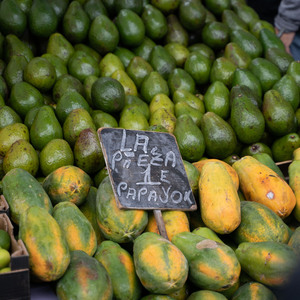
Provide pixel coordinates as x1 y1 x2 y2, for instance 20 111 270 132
193 158 239 190
233 156 296 219
199 161 241 234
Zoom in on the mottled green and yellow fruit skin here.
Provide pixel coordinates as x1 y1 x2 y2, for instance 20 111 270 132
94 240 142 300
233 156 296 218
53 201 97 256
235 241 297 287
231 281 277 300
172 232 241 291
42 165 92 206
199 161 241 234
288 160 300 221
187 290 227 300
133 232 188 294
232 201 290 244
56 250 113 300
19 206 70 282
145 210 190 241
96 176 148 243
2 168 53 224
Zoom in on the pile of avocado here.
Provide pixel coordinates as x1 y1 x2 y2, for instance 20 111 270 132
0 0 300 183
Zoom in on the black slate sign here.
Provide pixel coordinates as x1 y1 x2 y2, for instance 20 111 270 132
98 128 197 211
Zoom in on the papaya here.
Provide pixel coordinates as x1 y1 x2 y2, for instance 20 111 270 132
53 202 97 256
235 241 298 287
172 232 241 291
288 226 300 255
288 159 300 221
96 176 148 243
233 156 296 219
56 250 113 300
19 206 70 282
192 158 239 190
2 168 53 224
94 240 142 300
133 232 188 294
198 161 241 234
145 210 190 241
232 201 290 244
42 165 92 206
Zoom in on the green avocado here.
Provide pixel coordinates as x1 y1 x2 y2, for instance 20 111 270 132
200 111 237 159
272 133 300 162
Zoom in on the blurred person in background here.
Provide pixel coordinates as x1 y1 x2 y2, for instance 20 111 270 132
247 0 300 60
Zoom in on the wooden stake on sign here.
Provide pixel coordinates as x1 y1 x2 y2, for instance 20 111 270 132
153 209 169 240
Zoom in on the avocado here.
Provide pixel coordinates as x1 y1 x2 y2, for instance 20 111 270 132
287 61 300 90
62 1 90 44
4 34 34 63
273 74 299 112
142 4 168 41
3 55 28 88
99 53 125 77
200 111 237 159
41 53 68 80
3 139 39 176
248 58 281 93
9 81 43 118
165 14 189 47
119 105 149 130
111 69 138 96
74 128 105 175
63 108 96 147
265 47 294 75
204 0 230 16
188 43 215 63
24 106 41 129
30 105 63 151
115 9 145 47
259 28 285 55
47 32 75 64
149 93 174 115
0 0 27 37
204 81 230 119
55 90 91 124
168 68 195 96
233 3 259 26
149 107 176 133
262 89 295 137
184 51 211 85
179 0 206 32
173 89 205 113
164 42 190 67
48 0 69 21
126 56 153 89
149 45 176 80
68 50 100 83
132 36 156 62
83 0 108 20
52 74 84 103
88 14 119 55
0 105 22 130
224 42 251 69
113 47 135 68
150 0 180 14
249 19 275 39
241 142 273 158
28 0 58 38
210 57 237 87
222 9 247 32
272 133 300 162
230 28 263 59
140 71 170 103
230 95 265 144
91 110 118 129
201 21 229 50
0 123 29 157
174 101 203 127
173 114 205 162
124 94 150 120
230 84 262 108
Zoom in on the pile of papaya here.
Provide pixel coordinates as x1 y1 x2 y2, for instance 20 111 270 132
0 0 300 298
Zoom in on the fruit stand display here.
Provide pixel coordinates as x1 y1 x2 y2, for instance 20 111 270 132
0 0 300 299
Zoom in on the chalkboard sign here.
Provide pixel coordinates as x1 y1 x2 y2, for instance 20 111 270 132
98 128 197 211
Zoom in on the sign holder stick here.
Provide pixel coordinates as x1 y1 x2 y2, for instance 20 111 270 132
153 209 169 240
